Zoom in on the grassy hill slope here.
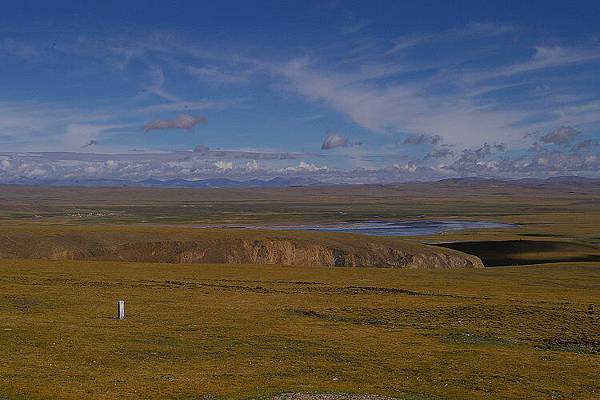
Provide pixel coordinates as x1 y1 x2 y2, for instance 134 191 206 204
0 225 483 269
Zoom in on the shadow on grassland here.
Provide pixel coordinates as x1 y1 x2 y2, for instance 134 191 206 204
433 240 600 267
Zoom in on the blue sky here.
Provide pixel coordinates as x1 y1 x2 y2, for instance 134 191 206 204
0 0 599 183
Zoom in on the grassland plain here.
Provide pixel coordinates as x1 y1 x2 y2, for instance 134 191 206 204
1 180 599 266
0 259 598 399
0 181 598 234
1 181 600 245
0 181 599 399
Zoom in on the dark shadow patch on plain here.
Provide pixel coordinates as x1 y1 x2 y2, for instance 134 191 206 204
433 240 600 267
539 337 600 355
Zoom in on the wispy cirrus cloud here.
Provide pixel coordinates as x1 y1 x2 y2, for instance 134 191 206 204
472 46 600 81
0 100 123 151
0 38 40 60
277 57 531 148
186 65 253 84
275 26 600 152
137 100 227 114
387 22 515 54
339 19 372 35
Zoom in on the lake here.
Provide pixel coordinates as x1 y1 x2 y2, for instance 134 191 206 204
200 220 514 237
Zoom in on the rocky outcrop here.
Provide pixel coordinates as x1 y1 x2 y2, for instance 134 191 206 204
49 238 483 269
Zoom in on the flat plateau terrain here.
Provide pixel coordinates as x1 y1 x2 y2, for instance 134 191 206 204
1 260 598 400
0 181 598 399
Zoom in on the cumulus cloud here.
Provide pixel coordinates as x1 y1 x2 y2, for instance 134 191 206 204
403 134 441 145
213 160 232 171
143 114 207 132
540 126 581 145
424 147 454 160
392 163 417 174
105 159 118 168
245 160 260 171
444 143 504 173
321 133 349 150
285 161 328 173
504 151 600 174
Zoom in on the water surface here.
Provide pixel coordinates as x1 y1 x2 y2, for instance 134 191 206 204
199 220 514 237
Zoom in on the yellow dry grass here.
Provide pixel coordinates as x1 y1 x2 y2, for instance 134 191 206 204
1 259 598 399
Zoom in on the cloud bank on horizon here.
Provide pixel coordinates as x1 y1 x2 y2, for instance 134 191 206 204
0 1 599 183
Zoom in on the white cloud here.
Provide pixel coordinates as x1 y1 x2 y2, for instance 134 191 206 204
143 66 180 102
340 19 371 35
0 148 598 183
62 124 105 149
137 100 226 114
245 160 260 171
388 22 514 54
213 160 233 170
284 161 328 173
321 133 349 150
387 34 433 54
392 163 417 173
187 66 251 84
1 25 599 182
105 160 118 168
475 46 600 80
540 126 581 145
278 58 530 148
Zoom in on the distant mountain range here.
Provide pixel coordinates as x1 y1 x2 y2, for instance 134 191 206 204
0 175 598 189
0 176 323 188
437 176 600 185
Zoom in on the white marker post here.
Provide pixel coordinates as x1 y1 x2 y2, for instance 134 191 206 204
117 300 125 320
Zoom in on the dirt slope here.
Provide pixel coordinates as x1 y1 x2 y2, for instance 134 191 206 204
0 225 483 268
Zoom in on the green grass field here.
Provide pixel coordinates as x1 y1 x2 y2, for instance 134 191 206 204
0 182 599 399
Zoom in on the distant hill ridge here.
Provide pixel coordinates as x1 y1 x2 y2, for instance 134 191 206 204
0 175 599 188
1 176 322 188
